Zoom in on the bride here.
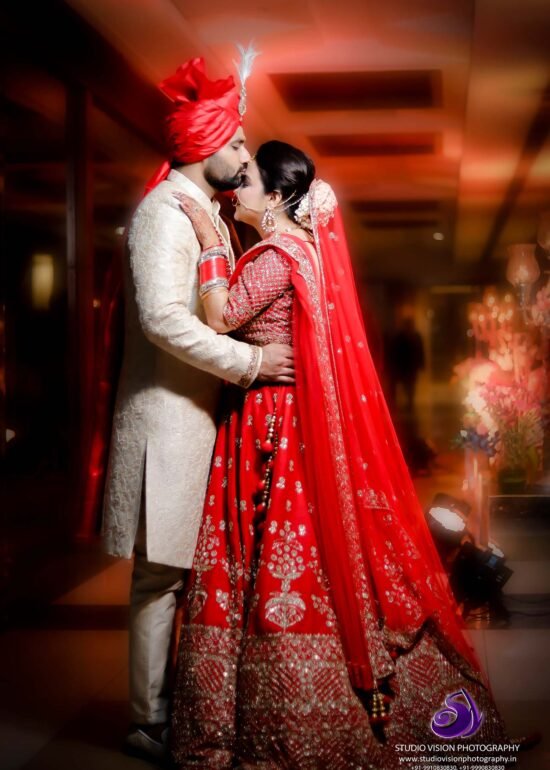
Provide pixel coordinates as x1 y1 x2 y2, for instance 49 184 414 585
169 140 510 768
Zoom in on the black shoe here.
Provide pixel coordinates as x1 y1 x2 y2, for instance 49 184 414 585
124 725 169 763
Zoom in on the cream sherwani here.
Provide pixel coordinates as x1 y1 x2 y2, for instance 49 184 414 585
102 170 260 569
101 170 261 725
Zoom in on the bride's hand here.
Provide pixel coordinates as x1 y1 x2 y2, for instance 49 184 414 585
174 192 221 250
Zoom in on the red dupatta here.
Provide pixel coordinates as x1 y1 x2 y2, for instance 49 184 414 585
230 180 488 694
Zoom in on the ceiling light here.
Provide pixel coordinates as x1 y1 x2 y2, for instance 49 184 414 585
433 232 444 241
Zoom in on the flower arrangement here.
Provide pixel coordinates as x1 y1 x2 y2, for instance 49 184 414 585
452 287 545 488
476 382 542 472
453 360 543 471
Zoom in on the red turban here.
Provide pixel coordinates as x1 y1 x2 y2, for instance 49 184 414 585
144 58 241 194
161 58 241 162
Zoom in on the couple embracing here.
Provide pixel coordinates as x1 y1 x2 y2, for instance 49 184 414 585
102 53 510 769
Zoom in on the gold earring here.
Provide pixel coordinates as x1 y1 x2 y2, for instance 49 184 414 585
261 207 277 234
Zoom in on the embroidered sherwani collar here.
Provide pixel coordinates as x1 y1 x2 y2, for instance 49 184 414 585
167 169 221 219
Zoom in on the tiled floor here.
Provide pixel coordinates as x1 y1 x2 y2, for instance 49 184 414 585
1 405 549 769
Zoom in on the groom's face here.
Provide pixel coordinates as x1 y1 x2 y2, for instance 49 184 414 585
204 127 251 191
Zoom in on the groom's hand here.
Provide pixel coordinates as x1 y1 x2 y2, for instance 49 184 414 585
257 343 295 383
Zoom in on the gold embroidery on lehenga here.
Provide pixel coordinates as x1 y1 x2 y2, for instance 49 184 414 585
173 626 384 769
263 520 307 630
238 632 384 769
311 594 338 628
188 514 220 619
171 625 241 769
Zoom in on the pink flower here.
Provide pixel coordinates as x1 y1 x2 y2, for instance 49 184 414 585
487 368 514 387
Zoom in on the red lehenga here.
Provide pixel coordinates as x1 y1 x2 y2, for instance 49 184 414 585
171 182 510 769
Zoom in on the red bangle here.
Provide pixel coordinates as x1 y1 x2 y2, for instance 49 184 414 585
199 256 228 285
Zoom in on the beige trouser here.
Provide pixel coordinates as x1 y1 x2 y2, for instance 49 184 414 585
129 505 185 724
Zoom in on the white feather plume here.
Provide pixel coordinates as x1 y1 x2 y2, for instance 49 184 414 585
233 42 260 88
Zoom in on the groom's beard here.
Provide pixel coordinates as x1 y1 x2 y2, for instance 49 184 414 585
205 162 247 192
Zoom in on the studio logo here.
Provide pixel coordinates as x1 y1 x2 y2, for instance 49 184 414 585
430 687 484 739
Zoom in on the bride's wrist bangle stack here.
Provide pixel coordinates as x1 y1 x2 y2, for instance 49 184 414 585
198 244 230 298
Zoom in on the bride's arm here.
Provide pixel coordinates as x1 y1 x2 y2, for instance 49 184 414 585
202 248 292 333
172 192 234 332
174 191 291 334
201 286 231 333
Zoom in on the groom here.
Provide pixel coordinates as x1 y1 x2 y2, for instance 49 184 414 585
102 56 294 761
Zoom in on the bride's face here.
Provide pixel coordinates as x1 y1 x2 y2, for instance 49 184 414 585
233 159 272 227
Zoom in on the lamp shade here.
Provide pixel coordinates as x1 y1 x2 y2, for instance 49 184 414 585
506 244 540 287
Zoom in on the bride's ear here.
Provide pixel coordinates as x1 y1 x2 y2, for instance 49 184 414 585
267 189 283 207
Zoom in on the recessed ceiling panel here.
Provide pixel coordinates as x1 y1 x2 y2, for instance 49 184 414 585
362 219 440 229
310 133 439 157
271 70 441 111
350 200 441 214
